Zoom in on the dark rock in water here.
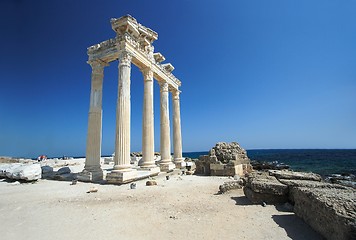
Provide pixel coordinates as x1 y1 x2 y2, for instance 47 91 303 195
325 173 356 188
251 160 290 170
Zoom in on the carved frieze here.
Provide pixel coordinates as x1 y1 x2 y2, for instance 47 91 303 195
87 15 181 89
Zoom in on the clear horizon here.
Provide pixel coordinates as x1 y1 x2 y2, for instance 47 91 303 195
1 1 355 158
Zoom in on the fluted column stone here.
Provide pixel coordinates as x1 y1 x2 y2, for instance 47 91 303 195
172 89 184 167
107 51 137 183
159 82 175 171
78 60 107 182
139 68 156 169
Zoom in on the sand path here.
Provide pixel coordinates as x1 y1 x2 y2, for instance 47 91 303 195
0 174 323 240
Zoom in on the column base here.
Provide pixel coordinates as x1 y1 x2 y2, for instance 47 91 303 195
138 159 157 169
159 162 176 172
138 166 160 174
77 167 103 182
106 169 138 184
174 158 185 168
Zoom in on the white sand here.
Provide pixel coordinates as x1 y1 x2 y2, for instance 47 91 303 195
0 173 323 240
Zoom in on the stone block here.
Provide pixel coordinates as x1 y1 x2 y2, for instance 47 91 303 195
291 186 356 240
160 162 175 172
106 169 138 184
78 169 103 182
219 180 244 194
5 164 41 181
57 167 71 175
268 170 322 181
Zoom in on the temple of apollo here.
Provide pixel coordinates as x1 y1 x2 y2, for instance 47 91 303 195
78 15 184 184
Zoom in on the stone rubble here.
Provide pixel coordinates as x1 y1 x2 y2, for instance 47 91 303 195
195 142 252 176
218 179 244 194
0 163 41 181
242 169 356 240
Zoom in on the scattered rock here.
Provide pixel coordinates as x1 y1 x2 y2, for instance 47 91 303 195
146 180 157 186
218 180 244 194
251 160 290 170
86 187 98 193
41 166 54 179
70 179 78 185
57 167 71 175
5 164 41 181
53 173 76 181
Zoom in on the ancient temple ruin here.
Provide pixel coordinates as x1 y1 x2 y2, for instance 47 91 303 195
196 142 252 176
79 15 183 183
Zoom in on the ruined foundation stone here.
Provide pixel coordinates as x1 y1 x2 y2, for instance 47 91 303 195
195 142 252 177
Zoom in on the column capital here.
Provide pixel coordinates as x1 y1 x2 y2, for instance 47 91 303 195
160 82 169 92
172 89 181 100
119 51 132 67
141 67 154 81
88 59 109 69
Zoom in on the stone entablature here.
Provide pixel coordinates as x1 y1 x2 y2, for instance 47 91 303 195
79 15 183 183
87 16 181 90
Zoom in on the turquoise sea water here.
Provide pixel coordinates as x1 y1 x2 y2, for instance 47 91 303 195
183 149 356 177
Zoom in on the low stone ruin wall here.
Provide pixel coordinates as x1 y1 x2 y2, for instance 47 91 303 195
195 142 252 177
243 170 356 240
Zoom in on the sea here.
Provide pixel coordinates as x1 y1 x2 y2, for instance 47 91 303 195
183 149 356 177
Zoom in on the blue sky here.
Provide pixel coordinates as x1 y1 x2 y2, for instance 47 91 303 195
1 0 355 158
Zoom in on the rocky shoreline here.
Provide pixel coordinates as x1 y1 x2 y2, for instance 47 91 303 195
241 170 355 240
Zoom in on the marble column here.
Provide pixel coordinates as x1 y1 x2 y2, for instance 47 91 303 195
139 68 156 169
172 89 184 167
107 51 137 183
159 82 175 171
78 60 107 182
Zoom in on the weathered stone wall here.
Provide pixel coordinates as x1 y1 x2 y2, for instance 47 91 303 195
195 142 251 176
243 170 356 240
292 186 355 240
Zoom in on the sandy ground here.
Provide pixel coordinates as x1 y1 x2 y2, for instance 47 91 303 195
0 172 324 240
